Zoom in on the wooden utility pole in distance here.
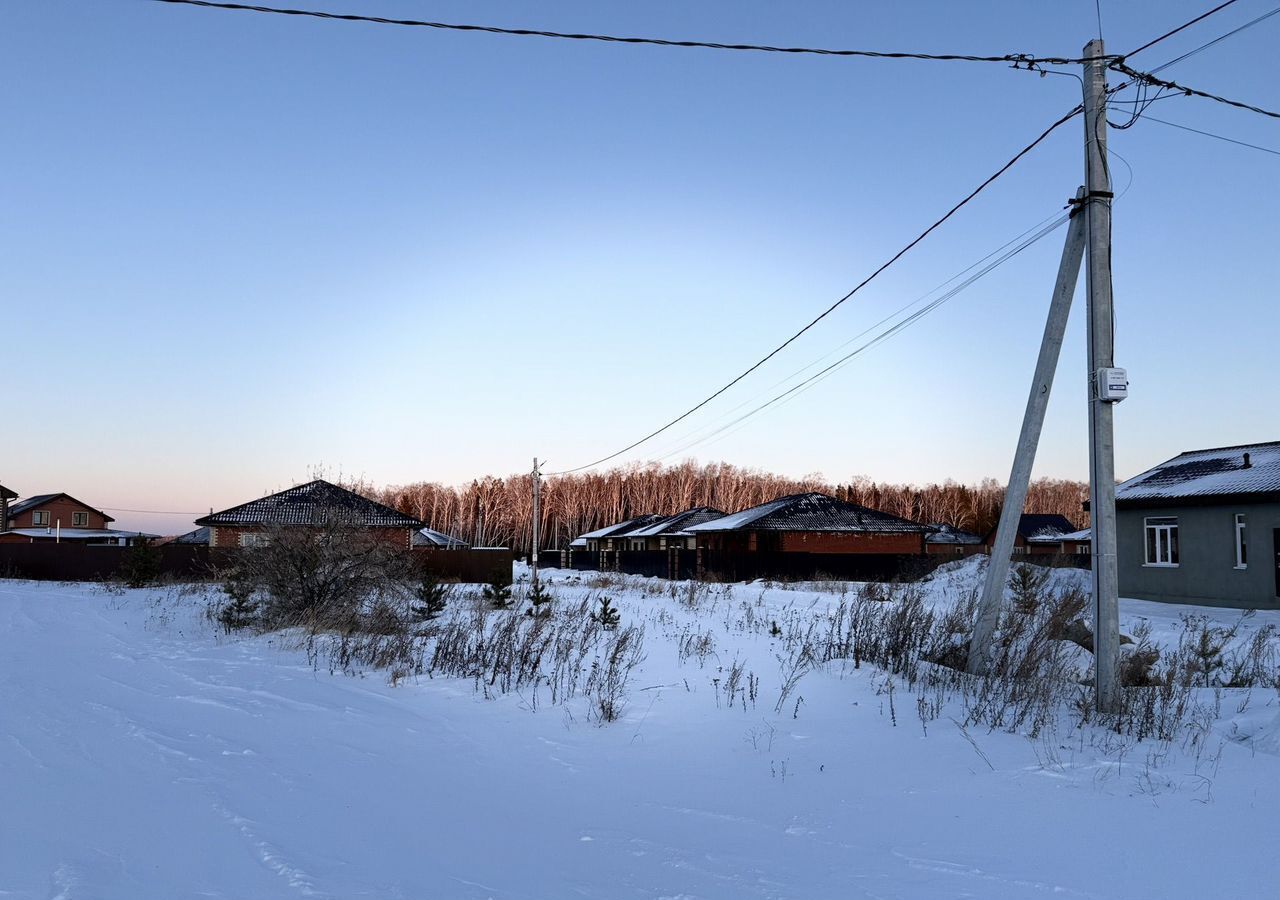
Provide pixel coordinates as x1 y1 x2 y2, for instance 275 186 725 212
968 187 1088 676
1082 39 1122 713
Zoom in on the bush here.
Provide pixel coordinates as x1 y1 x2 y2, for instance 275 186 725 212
119 539 163 588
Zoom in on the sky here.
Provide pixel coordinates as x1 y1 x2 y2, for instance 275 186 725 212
3 0 1277 535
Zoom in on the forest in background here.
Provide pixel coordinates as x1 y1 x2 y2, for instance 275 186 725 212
372 461 1089 555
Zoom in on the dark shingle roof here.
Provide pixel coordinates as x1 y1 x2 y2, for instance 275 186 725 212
196 480 423 529
1013 514 1076 540
576 514 667 541
1115 441 1280 505
0 484 17 501
5 493 115 523
624 507 726 537
686 493 930 535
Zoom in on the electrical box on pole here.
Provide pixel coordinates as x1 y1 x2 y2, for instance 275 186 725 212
1097 367 1128 402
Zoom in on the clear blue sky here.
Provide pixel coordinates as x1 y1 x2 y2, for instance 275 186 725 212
3 0 1277 535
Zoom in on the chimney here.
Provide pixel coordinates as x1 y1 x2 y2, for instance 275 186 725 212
1243 452 1253 469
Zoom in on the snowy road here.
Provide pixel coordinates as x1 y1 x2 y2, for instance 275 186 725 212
2 578 1279 899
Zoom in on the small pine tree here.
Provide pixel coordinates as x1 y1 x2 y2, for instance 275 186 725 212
769 620 783 638
217 568 259 633
412 572 450 621
483 573 513 610
119 538 162 588
526 581 553 618
1009 562 1049 615
592 596 620 630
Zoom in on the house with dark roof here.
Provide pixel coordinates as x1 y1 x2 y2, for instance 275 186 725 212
1111 441 1280 608
1025 528 1092 555
983 513 1079 556
925 524 986 556
615 507 725 551
0 491 155 545
685 492 932 554
574 514 667 552
195 480 424 550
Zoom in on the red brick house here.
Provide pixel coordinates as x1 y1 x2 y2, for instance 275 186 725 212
685 492 932 553
0 490 155 545
196 480 424 550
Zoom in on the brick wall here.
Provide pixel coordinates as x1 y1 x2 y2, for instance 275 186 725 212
778 531 925 554
6 496 110 530
208 525 414 550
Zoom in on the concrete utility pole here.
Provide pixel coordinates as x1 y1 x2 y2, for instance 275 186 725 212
1082 38 1122 713
531 457 542 592
968 187 1087 676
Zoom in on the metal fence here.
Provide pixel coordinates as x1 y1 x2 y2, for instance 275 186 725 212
0 544 513 585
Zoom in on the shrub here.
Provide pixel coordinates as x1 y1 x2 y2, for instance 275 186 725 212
412 571 450 622
526 581 553 618
483 572 513 610
119 538 163 588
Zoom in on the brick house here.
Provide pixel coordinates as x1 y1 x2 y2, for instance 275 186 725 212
983 513 1079 556
196 480 424 550
685 492 932 553
0 491 155 545
615 507 726 551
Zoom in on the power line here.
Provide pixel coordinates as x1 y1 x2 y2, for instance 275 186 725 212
100 507 205 516
653 214 1072 461
148 0 1096 66
1122 0 1242 60
645 207 1073 457
1110 61 1280 119
1140 113 1280 155
1148 4 1280 74
548 105 1084 474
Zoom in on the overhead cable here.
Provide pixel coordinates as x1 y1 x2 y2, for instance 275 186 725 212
548 105 1083 474
149 0 1096 66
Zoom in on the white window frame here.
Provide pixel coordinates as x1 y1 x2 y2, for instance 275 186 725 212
72 511 89 527
1234 513 1247 570
32 510 50 526
239 532 271 548
1143 517 1179 567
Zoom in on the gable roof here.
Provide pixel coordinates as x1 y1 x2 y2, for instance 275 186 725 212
685 493 930 535
195 480 423 529
576 514 667 541
5 493 115 524
1013 513 1076 540
1115 441 1280 506
623 507 726 538
171 527 211 545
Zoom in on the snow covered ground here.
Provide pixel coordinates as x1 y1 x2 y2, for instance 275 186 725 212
3 563 1279 899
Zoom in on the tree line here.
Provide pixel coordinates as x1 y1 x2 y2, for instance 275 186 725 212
372 461 1088 555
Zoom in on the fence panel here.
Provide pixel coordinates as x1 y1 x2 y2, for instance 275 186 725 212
414 548 513 584
615 551 669 578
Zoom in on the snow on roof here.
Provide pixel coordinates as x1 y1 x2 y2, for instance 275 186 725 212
685 493 930 534
173 527 211 545
569 537 587 548
1116 441 1280 503
624 507 725 538
576 514 666 541
196 480 422 529
925 525 984 545
7 528 158 540
413 527 469 549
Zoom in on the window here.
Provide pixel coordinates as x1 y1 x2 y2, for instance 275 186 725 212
73 512 89 527
32 511 50 526
239 532 271 548
1235 514 1247 569
1144 517 1179 566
